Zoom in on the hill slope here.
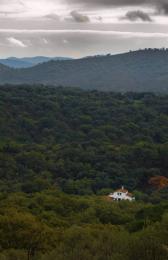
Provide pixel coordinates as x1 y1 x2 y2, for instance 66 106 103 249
0 56 72 68
1 49 168 92
0 85 168 194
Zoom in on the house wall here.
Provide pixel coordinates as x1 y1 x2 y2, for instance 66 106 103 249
109 191 134 201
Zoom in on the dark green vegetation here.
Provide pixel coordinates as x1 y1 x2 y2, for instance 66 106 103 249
1 49 168 92
0 85 168 259
0 85 168 195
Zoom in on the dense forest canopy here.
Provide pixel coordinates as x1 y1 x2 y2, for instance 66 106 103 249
0 85 168 259
0 85 168 195
0 190 168 260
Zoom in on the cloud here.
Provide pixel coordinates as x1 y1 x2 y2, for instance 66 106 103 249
65 0 150 7
123 10 152 22
64 0 164 7
45 13 60 20
70 10 90 23
65 0 168 16
42 38 48 44
7 37 27 47
0 10 23 15
0 0 25 15
157 3 168 15
63 39 69 44
2 29 168 38
96 16 103 21
0 29 168 58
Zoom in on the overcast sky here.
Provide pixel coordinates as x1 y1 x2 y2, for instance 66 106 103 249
1 0 168 58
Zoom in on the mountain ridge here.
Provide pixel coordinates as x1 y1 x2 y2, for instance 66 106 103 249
1 49 168 92
0 56 73 68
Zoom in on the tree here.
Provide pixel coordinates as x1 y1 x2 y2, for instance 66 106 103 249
0 208 54 260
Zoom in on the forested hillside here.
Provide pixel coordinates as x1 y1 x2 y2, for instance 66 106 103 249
1 49 168 92
0 56 72 68
1 85 168 259
0 85 168 195
1 190 168 260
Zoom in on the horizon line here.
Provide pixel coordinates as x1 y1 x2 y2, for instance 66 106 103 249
1 48 168 60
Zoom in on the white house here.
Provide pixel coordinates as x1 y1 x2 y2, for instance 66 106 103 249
109 186 135 201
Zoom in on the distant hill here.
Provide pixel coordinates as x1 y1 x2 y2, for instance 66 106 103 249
1 49 168 92
0 56 73 68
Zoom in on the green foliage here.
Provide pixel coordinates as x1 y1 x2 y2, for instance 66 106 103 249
0 191 168 259
0 86 168 195
0 86 168 259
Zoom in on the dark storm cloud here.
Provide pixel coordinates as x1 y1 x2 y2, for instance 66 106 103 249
65 0 164 6
123 10 152 22
157 3 168 14
66 0 149 7
65 0 168 15
70 11 90 23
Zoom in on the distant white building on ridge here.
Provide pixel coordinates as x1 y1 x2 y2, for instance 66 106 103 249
109 186 135 201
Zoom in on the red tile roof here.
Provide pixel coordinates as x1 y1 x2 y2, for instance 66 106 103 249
115 188 128 193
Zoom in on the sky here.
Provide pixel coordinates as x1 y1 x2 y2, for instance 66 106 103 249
1 0 168 58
